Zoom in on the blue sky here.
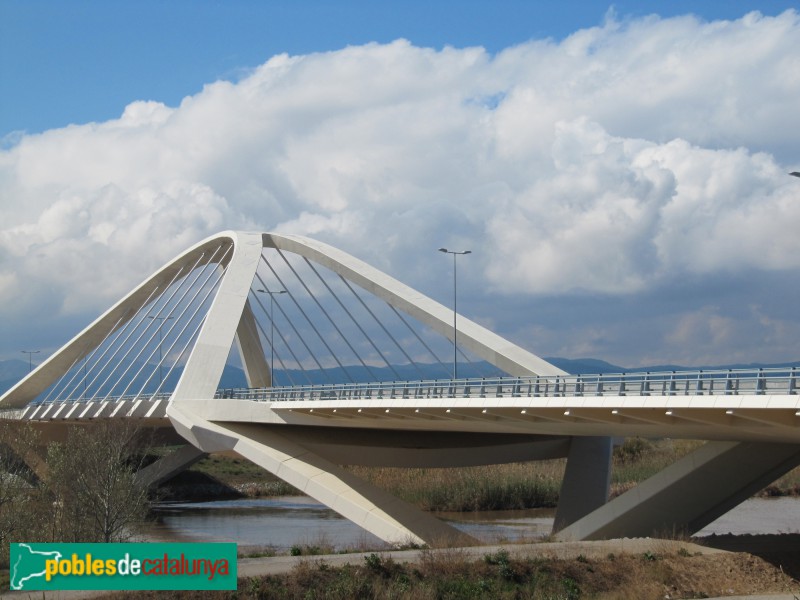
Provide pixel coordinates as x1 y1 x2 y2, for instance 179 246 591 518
0 1 799 369
2 0 797 138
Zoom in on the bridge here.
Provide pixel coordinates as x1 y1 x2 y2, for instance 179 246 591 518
2 231 799 546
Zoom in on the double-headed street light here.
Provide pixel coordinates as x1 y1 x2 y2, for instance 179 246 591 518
257 288 287 385
438 248 472 380
21 350 40 373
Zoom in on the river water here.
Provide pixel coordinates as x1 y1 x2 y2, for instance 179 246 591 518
140 496 800 551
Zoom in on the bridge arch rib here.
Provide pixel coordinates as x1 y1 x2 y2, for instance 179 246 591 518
2 230 564 411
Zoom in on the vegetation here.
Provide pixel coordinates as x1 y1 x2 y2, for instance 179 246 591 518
349 461 564 512
0 420 152 573
91 547 798 599
5 431 800 595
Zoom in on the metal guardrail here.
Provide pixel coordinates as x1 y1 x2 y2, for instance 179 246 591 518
20 368 799 406
214 367 798 402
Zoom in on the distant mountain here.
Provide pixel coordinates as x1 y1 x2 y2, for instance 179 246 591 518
0 360 31 395
0 359 29 381
545 358 625 374
1 357 798 396
545 357 800 375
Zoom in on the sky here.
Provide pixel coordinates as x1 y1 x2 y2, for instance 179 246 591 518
1 0 799 369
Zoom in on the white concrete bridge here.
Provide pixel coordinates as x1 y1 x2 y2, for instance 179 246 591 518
2 231 799 546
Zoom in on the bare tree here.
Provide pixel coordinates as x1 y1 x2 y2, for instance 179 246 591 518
46 421 152 543
0 422 48 568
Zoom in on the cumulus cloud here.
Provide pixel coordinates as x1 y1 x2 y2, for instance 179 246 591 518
1 9 799 364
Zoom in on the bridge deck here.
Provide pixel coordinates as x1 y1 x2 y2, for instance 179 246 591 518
5 368 798 445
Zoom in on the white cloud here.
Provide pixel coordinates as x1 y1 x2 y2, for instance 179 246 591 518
1 10 799 364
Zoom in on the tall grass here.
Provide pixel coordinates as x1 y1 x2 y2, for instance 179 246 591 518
349 438 707 511
349 461 566 511
610 438 703 497
185 437 800 511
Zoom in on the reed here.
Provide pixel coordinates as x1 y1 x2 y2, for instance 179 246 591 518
348 438 708 511
348 461 565 511
610 438 702 497
188 437 800 510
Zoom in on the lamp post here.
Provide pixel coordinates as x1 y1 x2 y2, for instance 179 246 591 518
438 248 471 380
790 172 800 178
258 288 287 385
148 315 173 386
21 350 40 373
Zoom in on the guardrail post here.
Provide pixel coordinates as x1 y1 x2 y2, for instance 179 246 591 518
790 367 797 395
640 372 650 396
756 368 765 395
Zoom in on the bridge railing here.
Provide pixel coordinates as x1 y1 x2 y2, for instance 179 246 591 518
215 367 798 402
19 367 799 405
22 392 174 407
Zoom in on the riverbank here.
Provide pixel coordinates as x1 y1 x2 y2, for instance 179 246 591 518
20 538 796 600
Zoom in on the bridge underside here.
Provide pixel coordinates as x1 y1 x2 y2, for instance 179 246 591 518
162 396 800 545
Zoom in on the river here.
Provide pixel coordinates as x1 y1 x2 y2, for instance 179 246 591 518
140 496 800 551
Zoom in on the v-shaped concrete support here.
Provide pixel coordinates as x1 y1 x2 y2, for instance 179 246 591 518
168 402 476 547
557 440 800 541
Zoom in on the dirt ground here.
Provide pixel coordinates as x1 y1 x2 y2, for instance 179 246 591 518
233 537 800 599
4 536 800 599
701 533 800 591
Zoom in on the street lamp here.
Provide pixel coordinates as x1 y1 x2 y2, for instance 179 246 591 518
21 350 40 373
438 248 472 380
790 172 800 178
148 315 173 386
257 288 287 385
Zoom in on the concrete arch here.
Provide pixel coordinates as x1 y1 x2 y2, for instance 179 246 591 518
2 230 562 411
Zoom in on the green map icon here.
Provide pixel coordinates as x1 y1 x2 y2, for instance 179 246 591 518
10 543 63 590
8 542 237 591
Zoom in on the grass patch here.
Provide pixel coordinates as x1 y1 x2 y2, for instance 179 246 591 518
87 549 799 600
180 451 300 497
